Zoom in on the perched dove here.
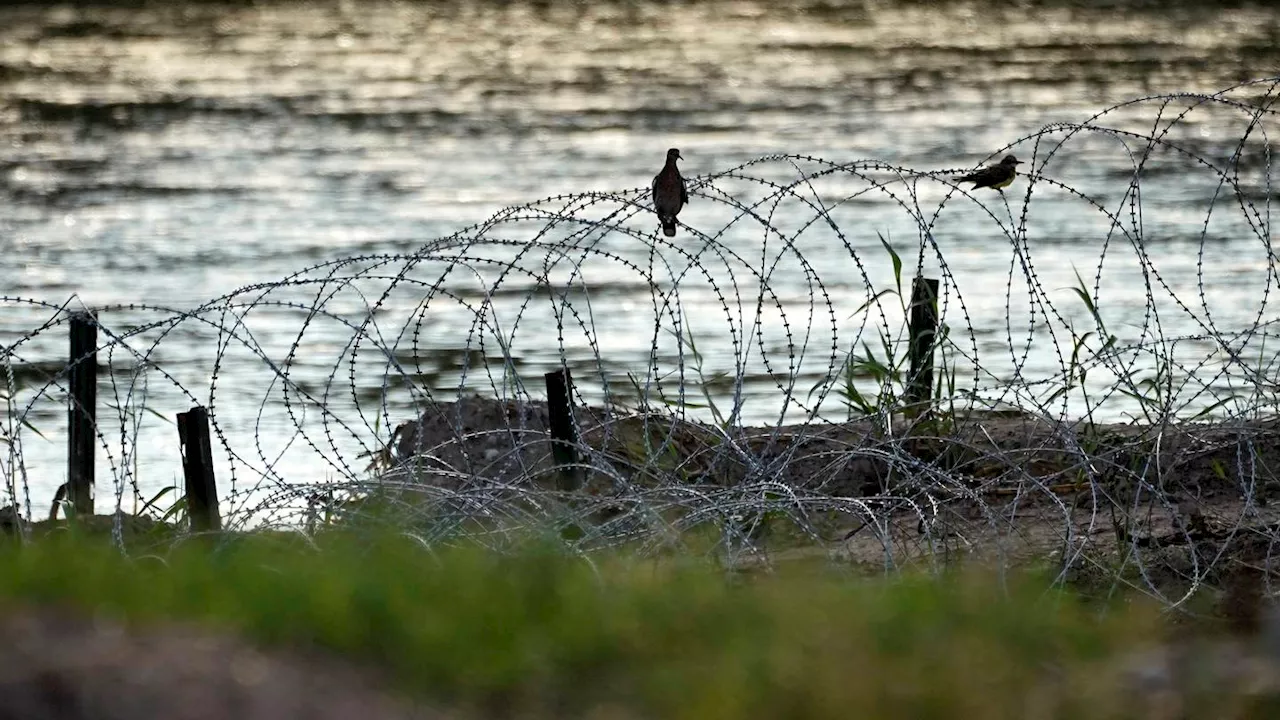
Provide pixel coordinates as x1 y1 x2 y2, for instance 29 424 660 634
955 154 1022 192
651 148 688 237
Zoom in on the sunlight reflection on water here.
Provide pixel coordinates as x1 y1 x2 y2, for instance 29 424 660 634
0 0 1277 514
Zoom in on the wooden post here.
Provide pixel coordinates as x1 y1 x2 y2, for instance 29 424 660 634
177 406 221 532
544 368 580 491
67 311 97 516
905 277 940 415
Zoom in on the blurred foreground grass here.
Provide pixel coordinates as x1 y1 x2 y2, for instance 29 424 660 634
0 530 1265 718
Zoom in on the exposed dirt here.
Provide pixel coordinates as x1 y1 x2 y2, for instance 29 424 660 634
0 607 445 720
374 394 1280 601
377 394 1280 498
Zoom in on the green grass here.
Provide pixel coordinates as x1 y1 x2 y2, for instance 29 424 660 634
0 530 1195 719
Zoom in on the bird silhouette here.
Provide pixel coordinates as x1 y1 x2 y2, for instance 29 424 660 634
955 154 1022 192
651 148 688 237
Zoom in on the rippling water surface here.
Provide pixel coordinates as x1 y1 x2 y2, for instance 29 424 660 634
1 0 1278 515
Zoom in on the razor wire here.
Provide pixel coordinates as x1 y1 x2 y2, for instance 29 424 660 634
3 77 1280 606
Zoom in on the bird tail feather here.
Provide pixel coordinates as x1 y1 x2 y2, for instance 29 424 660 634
661 217 677 237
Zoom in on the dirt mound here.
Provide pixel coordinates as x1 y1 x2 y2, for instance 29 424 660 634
368 395 1280 601
375 394 1280 505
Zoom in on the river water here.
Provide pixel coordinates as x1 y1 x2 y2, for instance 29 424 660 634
0 0 1277 521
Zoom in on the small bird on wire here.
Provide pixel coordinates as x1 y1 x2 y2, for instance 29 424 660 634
651 148 689 237
954 154 1023 192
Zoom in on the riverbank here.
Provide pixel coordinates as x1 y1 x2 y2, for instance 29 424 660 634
2 531 1278 719
369 394 1280 604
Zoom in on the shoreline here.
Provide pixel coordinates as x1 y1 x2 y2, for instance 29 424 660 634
370 393 1280 597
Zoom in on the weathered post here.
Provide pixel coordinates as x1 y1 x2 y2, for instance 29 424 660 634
67 311 97 516
905 277 940 416
543 367 581 491
177 406 221 532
